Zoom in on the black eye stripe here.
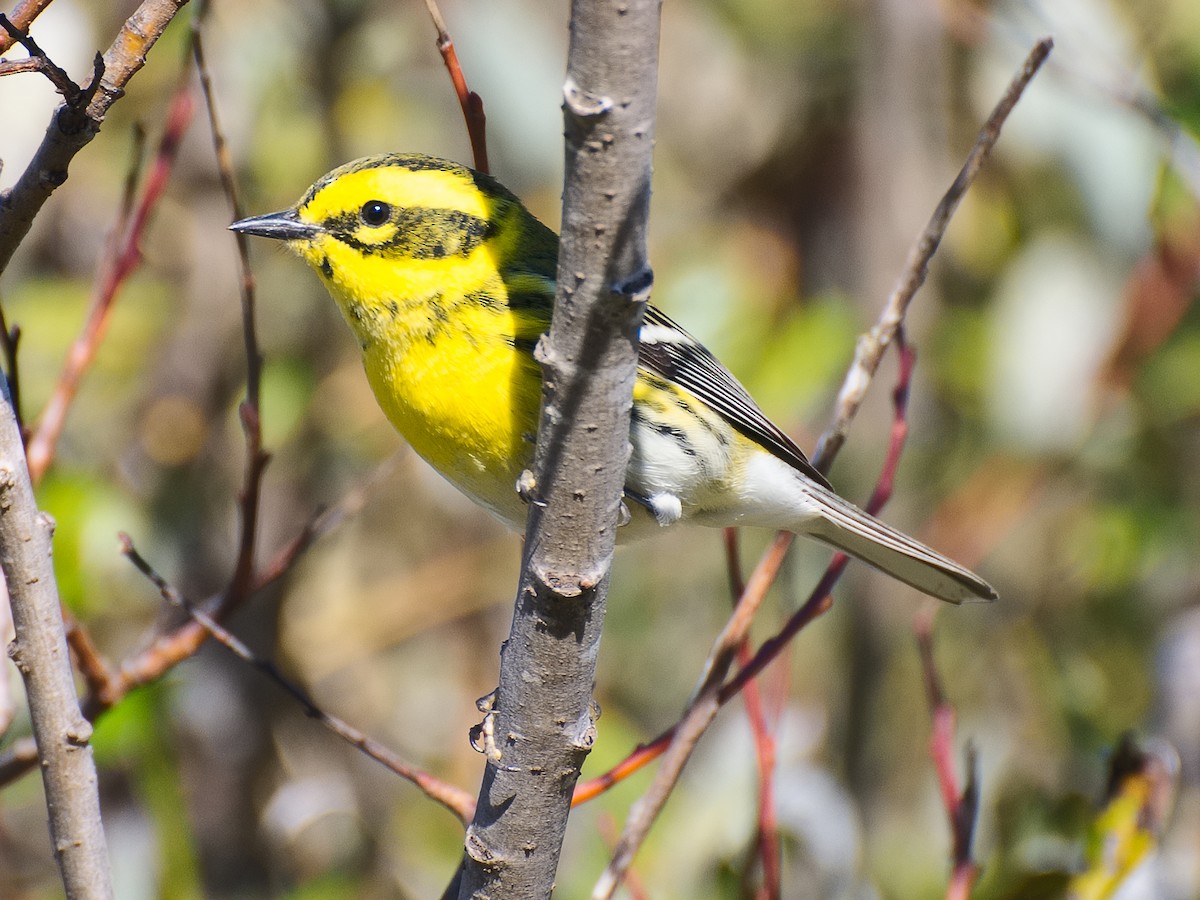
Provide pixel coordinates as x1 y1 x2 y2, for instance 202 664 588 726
360 200 391 227
325 207 496 260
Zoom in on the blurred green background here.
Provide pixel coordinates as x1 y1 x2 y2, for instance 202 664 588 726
1 0 1199 897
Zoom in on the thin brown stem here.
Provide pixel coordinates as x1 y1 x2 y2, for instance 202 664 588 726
62 614 116 704
916 614 981 898
0 453 397 789
0 0 191 278
0 57 45 77
814 36 1054 467
118 534 476 823
25 85 194 483
422 0 488 173
190 22 267 610
725 530 781 900
0 0 56 54
0 13 82 98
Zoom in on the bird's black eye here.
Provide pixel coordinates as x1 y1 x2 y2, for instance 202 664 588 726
359 200 391 227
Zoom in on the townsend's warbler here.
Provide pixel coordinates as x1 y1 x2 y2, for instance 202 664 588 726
231 154 995 604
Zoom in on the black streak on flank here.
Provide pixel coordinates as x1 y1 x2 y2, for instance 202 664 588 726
462 289 501 310
319 256 333 278
509 336 540 354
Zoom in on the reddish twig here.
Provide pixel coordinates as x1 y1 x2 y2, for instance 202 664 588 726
118 533 476 823
573 731 672 806
591 528 800 900
592 90 1049 878
915 613 980 899
25 84 194 483
422 0 488 173
574 345 913 809
724 528 781 900
61 613 116 704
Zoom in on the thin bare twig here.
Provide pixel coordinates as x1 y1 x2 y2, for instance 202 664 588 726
591 39 1053 893
0 0 56 54
915 614 980 899
189 23 268 612
0 0 191 277
62 614 116 703
724 529 781 900
0 57 46 77
597 813 649 900
25 85 194 484
118 533 476 823
422 0 488 173
813 35 1054 467
0 14 81 98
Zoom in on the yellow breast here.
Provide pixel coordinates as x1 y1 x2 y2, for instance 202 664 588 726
362 301 543 524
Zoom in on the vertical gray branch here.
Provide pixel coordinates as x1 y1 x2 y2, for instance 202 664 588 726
455 0 661 896
0 378 112 898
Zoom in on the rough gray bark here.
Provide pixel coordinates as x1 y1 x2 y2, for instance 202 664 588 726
455 0 661 896
0 379 113 898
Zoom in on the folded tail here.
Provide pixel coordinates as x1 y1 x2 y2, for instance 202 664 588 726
805 485 997 605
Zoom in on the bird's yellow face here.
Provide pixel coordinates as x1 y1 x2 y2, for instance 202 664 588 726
230 154 558 525
238 155 532 352
295 161 500 269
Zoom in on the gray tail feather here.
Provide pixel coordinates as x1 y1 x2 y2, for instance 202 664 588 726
805 485 997 605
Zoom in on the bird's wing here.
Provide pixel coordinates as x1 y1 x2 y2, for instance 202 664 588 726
637 305 833 491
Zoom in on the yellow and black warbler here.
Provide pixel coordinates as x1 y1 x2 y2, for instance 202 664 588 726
231 153 995 604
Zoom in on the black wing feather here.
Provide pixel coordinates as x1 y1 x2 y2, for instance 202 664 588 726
638 306 833 491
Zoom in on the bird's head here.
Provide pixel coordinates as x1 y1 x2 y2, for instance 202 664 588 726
230 153 534 302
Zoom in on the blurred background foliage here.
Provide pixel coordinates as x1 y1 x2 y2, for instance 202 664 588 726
1 0 1198 897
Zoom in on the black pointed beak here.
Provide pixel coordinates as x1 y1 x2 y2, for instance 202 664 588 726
229 208 322 241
